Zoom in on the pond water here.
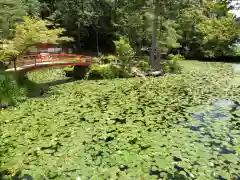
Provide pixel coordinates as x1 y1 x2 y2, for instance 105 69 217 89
1 100 239 180
172 100 240 179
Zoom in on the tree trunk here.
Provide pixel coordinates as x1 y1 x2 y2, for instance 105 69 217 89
150 0 158 69
96 30 99 54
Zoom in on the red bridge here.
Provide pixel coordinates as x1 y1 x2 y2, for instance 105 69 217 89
6 54 92 72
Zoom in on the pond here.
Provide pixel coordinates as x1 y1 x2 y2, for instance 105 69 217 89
172 99 240 179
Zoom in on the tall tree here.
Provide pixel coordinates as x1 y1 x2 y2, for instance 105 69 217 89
0 16 72 62
0 0 26 38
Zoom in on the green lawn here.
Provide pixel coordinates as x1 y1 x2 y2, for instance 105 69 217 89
0 61 239 179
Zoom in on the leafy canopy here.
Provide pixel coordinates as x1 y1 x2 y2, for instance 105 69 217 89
0 16 72 61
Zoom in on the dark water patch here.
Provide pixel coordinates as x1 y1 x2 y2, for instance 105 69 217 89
208 141 222 147
227 134 235 146
192 162 200 166
224 160 232 165
174 99 240 178
174 165 185 172
119 165 129 171
189 125 202 131
192 140 203 143
219 146 236 155
149 169 161 177
192 113 205 121
105 136 114 142
200 132 216 139
209 111 229 119
173 156 182 162
129 137 138 144
218 175 227 180
174 165 192 178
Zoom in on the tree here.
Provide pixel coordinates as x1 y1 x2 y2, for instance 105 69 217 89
0 0 26 38
0 16 72 62
23 0 41 16
114 37 135 71
177 0 240 58
157 19 181 54
34 0 240 59
197 13 240 57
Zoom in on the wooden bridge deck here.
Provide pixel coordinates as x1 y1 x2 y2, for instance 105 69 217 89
5 54 92 72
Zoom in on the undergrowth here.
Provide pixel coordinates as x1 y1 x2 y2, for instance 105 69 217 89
0 72 25 108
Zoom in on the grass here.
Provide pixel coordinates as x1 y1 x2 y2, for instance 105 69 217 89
0 62 239 179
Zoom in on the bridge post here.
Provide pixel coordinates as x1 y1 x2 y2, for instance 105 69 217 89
79 55 82 63
90 56 92 64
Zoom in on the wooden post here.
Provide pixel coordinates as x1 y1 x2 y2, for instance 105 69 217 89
79 55 82 63
90 56 92 64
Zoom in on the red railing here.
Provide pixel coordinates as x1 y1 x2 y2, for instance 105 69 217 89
13 53 92 71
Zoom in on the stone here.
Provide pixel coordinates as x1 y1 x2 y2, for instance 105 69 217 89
148 70 164 77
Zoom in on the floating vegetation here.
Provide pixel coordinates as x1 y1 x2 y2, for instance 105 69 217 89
0 63 239 179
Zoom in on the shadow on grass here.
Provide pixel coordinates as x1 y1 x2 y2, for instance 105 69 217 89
39 78 77 87
26 78 78 98
0 170 189 180
15 72 78 98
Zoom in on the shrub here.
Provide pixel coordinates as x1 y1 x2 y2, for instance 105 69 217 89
92 57 100 64
63 66 90 79
100 55 117 64
114 37 135 71
0 72 25 108
88 64 129 80
163 54 184 73
63 66 74 77
134 56 150 72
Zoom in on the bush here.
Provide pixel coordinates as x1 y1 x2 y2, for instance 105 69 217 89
100 55 117 64
88 64 129 80
63 66 90 79
163 54 184 73
92 57 100 64
64 66 74 77
0 72 25 108
114 37 135 70
134 56 150 72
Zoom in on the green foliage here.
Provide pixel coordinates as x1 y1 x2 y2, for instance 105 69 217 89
196 14 240 57
1 0 239 60
177 1 240 58
0 16 72 62
0 72 25 107
0 43 19 62
134 56 150 72
114 37 135 70
63 66 74 77
88 64 129 79
157 19 181 53
92 57 100 64
0 0 26 38
22 0 41 16
100 55 117 64
163 54 184 73
0 62 239 179
13 16 72 54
